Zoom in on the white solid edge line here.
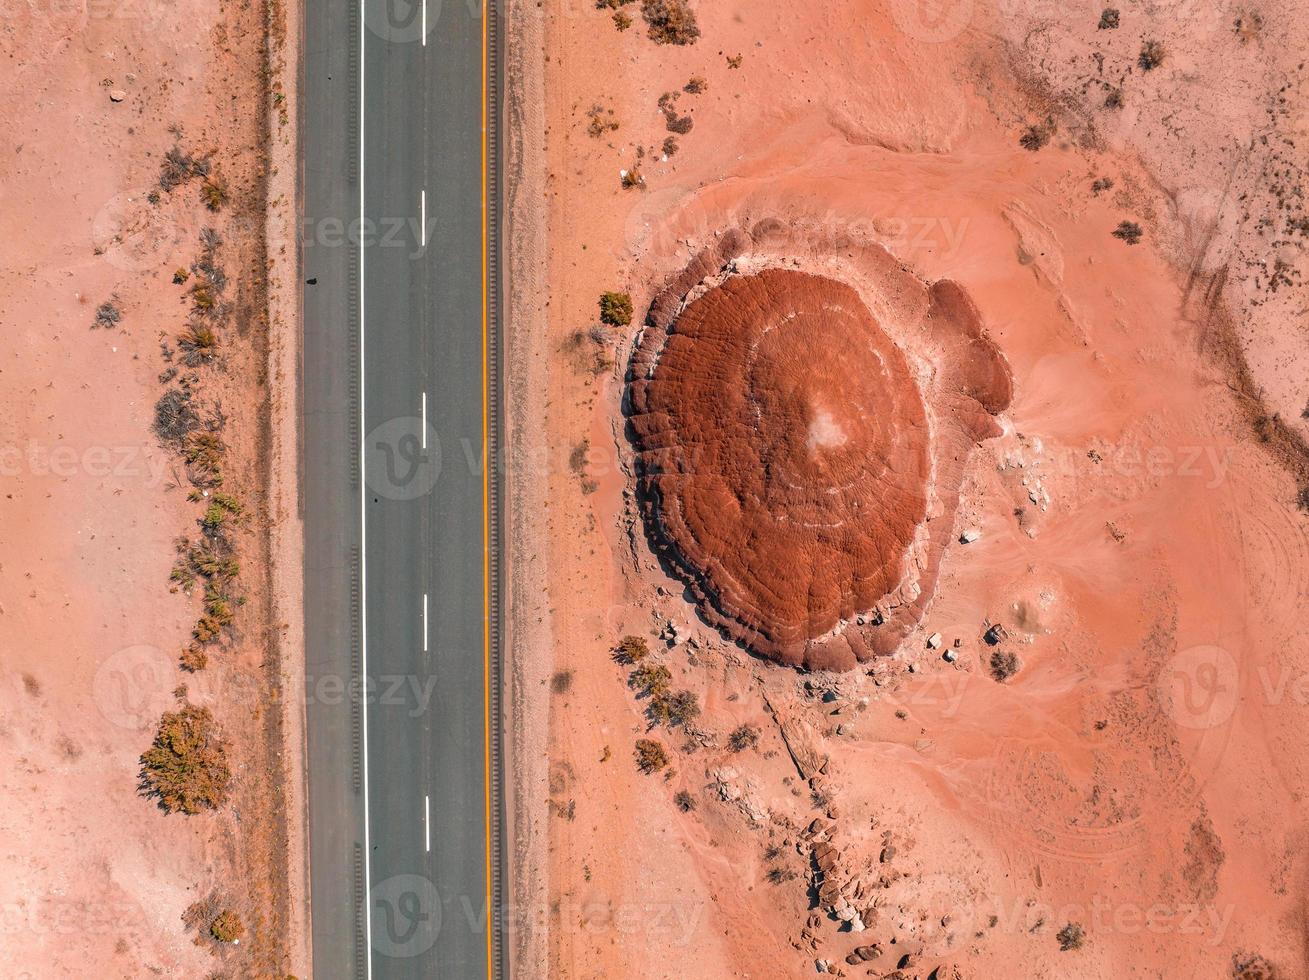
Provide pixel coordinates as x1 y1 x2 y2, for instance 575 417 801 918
425 794 431 852
420 189 426 247
422 0 426 46
423 593 429 652
359 0 373 973
421 391 427 449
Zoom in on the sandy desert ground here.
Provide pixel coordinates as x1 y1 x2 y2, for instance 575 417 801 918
0 0 302 976
505 0 1309 977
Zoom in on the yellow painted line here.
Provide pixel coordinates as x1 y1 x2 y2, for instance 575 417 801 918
481 0 494 976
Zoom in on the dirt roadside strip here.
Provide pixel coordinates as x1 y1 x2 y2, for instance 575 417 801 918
265 0 311 973
503 0 552 975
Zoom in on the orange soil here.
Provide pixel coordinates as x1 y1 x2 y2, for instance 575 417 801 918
0 1 300 976
507 0 1309 978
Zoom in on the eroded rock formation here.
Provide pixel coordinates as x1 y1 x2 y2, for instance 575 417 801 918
628 229 1012 670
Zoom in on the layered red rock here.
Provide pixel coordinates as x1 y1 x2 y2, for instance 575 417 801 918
629 260 1011 670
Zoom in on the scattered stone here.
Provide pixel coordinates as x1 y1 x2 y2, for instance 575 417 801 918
959 528 981 543
943 649 957 663
984 623 1009 646
109 89 127 102
926 632 943 649
880 844 897 863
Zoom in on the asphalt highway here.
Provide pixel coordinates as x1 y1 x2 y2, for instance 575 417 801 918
303 0 502 977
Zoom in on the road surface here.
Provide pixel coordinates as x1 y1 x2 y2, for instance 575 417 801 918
302 0 504 977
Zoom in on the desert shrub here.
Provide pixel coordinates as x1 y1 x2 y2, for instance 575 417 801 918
635 738 669 773
666 113 694 135
93 300 122 329
728 724 760 752
550 670 573 694
684 75 707 94
650 689 700 728
989 649 1021 682
1112 220 1143 244
613 10 632 29
1231 952 1277 980
180 645 208 672
569 439 589 474
209 909 244 943
139 704 231 814
726 53 743 69
630 662 672 698
1019 122 1052 151
641 0 699 44
1104 87 1124 110
1097 8 1119 29
767 866 797 885
22 673 41 697
673 789 696 811
1138 40 1164 71
1057 922 1085 951
662 136 679 157
179 325 220 366
173 267 190 284
184 431 226 484
595 0 634 7
599 292 634 326
160 146 207 191
154 389 200 445
201 178 228 212
615 635 649 664
620 168 644 190
1091 177 1114 194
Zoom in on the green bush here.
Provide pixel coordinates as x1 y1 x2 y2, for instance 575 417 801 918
599 291 634 326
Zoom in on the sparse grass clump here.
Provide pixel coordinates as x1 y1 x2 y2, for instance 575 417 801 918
641 0 699 44
1097 8 1119 29
1057 922 1085 951
1138 40 1165 71
1091 177 1114 194
684 75 707 94
1112 220 1143 245
586 104 620 138
613 10 632 29
139 703 231 814
728 724 760 752
183 431 226 485
179 324 220 366
599 291 634 326
635 738 669 773
674 789 696 811
990 649 1021 682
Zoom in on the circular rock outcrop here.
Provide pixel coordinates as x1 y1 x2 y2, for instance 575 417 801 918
629 253 1011 670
